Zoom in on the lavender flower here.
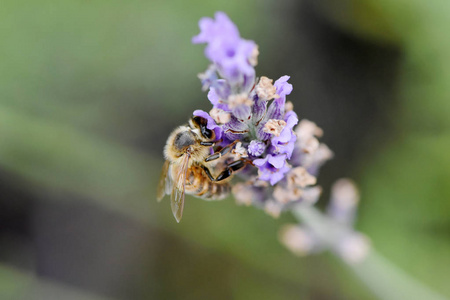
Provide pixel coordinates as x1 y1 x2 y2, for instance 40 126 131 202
269 111 298 159
193 11 256 92
180 14 449 296
192 12 332 216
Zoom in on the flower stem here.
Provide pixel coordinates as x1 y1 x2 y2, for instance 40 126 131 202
292 204 448 300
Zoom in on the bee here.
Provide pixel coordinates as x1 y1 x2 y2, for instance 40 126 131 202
157 115 247 223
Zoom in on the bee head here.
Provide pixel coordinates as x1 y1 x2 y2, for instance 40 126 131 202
191 116 215 141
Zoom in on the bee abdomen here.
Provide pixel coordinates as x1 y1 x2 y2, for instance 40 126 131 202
185 166 230 200
198 182 230 200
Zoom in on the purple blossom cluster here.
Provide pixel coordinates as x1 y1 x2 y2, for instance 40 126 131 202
193 12 257 94
192 12 333 215
187 12 376 269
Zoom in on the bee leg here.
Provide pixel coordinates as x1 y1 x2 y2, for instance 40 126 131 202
200 139 223 147
205 140 238 162
217 160 247 181
201 166 216 182
201 159 247 182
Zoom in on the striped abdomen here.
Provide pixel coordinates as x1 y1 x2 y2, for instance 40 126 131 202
185 165 230 200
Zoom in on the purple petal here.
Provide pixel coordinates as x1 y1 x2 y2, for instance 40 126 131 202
192 17 215 44
256 121 272 141
208 87 230 111
270 135 296 159
192 12 240 44
258 170 272 182
222 116 249 141
232 104 251 121
269 170 285 185
268 111 298 158
207 88 220 106
268 154 287 169
271 76 293 116
254 154 290 185
198 65 218 91
285 111 298 128
269 164 290 185
242 73 256 94
255 125 269 141
214 41 255 83
253 156 268 167
251 96 267 125
224 115 248 131
193 12 256 85
212 79 231 100
265 99 283 121
274 75 293 99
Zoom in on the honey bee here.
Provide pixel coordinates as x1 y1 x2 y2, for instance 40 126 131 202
157 115 247 223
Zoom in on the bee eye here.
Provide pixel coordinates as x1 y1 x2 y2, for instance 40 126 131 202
192 116 202 126
202 128 213 139
192 116 214 140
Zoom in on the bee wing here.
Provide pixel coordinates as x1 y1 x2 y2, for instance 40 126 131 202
171 153 190 223
157 160 171 202
165 164 174 195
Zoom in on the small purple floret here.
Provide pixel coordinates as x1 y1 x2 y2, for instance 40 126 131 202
254 154 290 185
192 11 256 86
270 111 298 159
192 12 240 44
274 76 293 105
248 140 266 156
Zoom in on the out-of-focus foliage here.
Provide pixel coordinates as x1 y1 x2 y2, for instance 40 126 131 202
360 135 450 296
315 0 450 296
318 0 450 130
0 0 449 299
0 265 112 300
312 0 450 296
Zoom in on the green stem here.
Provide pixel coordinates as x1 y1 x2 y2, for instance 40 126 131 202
292 204 448 300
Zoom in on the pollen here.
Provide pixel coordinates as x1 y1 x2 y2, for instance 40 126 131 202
263 119 287 137
231 142 248 159
273 185 303 203
256 76 278 101
227 93 253 109
287 167 317 188
210 107 231 124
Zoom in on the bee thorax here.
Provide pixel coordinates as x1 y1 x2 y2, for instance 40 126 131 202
174 131 195 151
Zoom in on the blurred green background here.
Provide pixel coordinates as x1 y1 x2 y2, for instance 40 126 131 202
1 0 449 299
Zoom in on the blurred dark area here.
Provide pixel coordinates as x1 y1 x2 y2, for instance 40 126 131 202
1 0 449 299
